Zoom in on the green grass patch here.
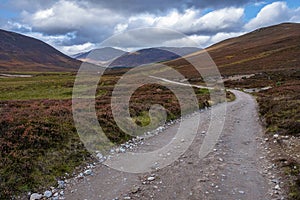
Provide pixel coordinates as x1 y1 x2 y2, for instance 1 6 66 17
0 73 75 100
134 111 151 127
196 88 209 95
289 180 300 200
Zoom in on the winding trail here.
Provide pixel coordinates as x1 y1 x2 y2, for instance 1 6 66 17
64 88 275 200
149 75 214 89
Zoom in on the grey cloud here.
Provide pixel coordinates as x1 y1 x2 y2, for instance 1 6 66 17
0 0 272 55
87 0 252 13
101 28 191 48
5 0 254 14
4 0 57 12
17 0 123 44
4 0 253 41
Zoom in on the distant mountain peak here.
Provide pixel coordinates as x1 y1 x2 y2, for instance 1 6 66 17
73 46 201 68
108 46 200 68
72 47 127 66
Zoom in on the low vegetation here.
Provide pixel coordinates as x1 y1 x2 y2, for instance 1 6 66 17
1 22 298 199
0 69 229 198
0 72 76 100
225 70 300 137
0 99 90 197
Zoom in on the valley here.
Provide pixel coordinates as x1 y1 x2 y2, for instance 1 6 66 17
0 22 299 200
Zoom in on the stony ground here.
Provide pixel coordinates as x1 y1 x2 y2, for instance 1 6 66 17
54 90 285 200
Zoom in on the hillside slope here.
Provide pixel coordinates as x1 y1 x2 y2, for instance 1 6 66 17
166 23 300 76
208 22 300 75
0 29 81 72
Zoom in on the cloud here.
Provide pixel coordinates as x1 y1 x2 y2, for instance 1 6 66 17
17 30 98 55
60 42 97 55
3 0 57 13
2 0 299 55
3 0 252 17
100 27 244 51
101 28 184 49
244 1 300 30
290 7 300 22
209 31 246 44
9 0 127 53
23 31 76 46
116 7 244 35
85 0 251 14
11 0 246 54
22 0 122 36
183 7 244 34
4 21 32 32
160 35 211 48
253 1 267 7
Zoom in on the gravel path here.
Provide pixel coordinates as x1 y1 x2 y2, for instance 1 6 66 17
64 90 278 200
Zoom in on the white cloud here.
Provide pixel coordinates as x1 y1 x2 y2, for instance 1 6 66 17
5 21 32 32
120 7 244 34
161 35 210 48
244 1 300 31
254 1 267 7
114 23 128 34
155 9 199 32
6 0 299 55
290 7 300 22
190 7 244 33
22 0 122 34
23 31 76 45
33 8 54 20
209 31 245 44
104 7 245 50
5 0 247 54
11 4 246 54
60 42 97 55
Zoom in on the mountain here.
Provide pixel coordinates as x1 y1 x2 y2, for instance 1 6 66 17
166 23 300 76
109 47 200 67
0 29 81 72
72 47 127 66
207 23 300 73
207 23 300 75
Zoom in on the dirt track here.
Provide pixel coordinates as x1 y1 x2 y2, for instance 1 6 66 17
64 90 279 200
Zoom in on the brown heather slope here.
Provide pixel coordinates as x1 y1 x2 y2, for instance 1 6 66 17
0 29 81 72
207 22 300 75
166 23 300 77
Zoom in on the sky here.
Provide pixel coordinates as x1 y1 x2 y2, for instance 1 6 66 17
0 0 299 55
